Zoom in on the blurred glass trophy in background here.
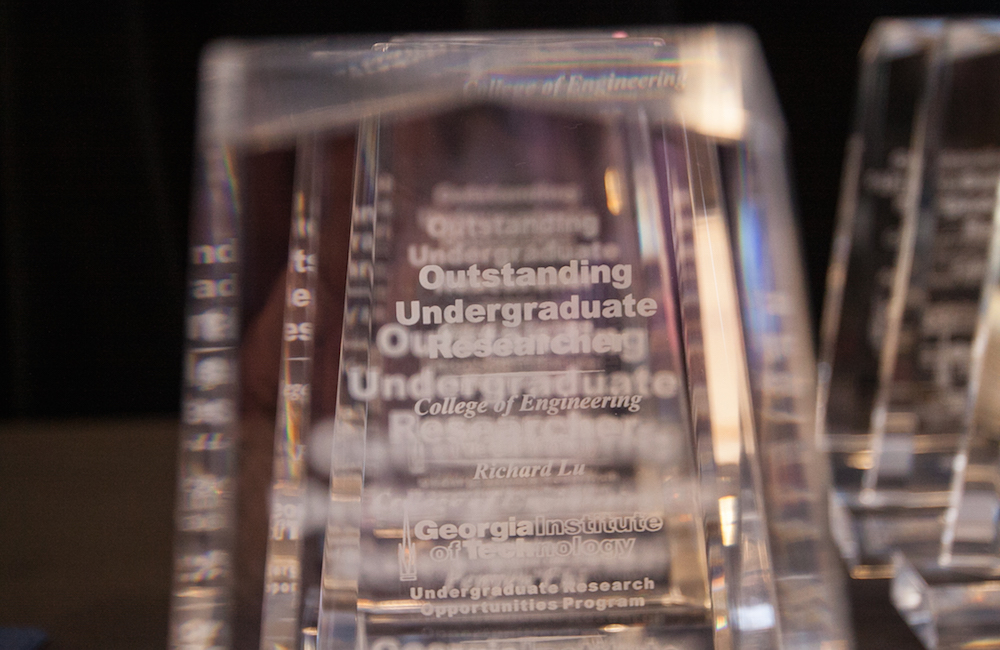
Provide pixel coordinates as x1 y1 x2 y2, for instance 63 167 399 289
821 17 1000 649
169 28 848 650
819 18 945 574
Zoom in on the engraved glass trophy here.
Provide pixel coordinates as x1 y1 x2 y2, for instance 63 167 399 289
169 29 848 650
819 18 946 574
821 17 1000 649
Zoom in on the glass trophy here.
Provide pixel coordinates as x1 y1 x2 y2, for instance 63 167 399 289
822 17 1000 650
892 221 1000 648
819 18 946 574
169 29 849 650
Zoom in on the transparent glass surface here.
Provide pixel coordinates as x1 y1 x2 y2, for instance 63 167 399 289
935 23 1000 573
822 20 1000 576
939 261 1000 568
825 15 1000 650
818 19 945 569
169 28 847 650
318 103 718 650
893 553 1000 650
169 147 243 650
720 134 850 648
820 19 943 460
863 22 1000 500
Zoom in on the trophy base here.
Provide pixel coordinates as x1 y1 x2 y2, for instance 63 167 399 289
893 553 1000 650
830 491 946 578
309 625 715 650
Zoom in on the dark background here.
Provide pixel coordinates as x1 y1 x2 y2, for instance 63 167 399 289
4 0 1000 419
1 2 996 649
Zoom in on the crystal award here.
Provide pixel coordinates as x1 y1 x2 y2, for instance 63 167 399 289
889 20 1000 650
823 17 1000 649
892 215 1000 648
169 29 848 650
819 18 946 573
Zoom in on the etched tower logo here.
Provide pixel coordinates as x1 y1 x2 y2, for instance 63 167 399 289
398 509 417 581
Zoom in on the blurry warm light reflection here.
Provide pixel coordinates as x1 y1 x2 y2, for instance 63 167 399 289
677 36 746 140
604 168 624 216
719 495 738 547
359 598 424 613
694 210 744 467
846 451 874 470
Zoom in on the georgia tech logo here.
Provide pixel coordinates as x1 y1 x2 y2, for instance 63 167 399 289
398 509 417 581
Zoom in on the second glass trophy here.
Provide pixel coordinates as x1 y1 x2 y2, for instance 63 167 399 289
822 17 1000 650
169 29 848 650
